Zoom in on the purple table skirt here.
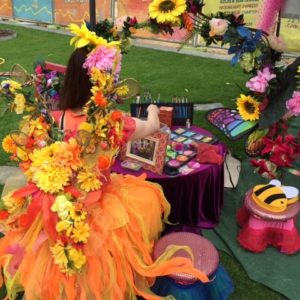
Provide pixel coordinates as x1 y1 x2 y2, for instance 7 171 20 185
112 126 225 231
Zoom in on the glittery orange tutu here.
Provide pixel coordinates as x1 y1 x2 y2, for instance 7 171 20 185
0 172 208 300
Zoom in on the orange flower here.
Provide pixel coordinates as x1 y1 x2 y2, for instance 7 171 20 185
182 12 194 32
19 161 31 172
110 110 122 122
2 135 17 153
94 91 108 107
98 155 111 170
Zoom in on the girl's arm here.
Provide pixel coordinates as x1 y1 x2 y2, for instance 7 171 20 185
129 104 160 140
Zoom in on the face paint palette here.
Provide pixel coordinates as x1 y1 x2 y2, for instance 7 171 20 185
171 129 217 145
165 149 196 171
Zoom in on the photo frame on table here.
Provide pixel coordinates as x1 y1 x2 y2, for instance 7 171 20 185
120 131 169 174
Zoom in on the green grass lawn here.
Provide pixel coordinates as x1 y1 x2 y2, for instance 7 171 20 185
0 23 286 299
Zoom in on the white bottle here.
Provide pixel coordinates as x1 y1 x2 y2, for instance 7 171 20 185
186 118 191 129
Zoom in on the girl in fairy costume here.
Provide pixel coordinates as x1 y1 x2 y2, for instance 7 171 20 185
0 23 208 299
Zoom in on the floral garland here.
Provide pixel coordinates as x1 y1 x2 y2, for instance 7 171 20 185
142 0 300 179
0 24 130 274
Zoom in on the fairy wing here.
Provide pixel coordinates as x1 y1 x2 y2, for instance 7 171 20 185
10 64 33 86
206 108 257 140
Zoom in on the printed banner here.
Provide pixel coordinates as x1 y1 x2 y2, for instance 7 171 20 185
203 0 300 53
54 0 111 25
281 0 300 53
13 0 53 23
0 0 13 18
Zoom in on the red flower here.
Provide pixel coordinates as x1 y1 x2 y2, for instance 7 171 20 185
35 64 43 75
128 17 138 26
251 159 277 179
262 134 300 168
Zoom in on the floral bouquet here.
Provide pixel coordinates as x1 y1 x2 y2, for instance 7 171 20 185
34 62 64 110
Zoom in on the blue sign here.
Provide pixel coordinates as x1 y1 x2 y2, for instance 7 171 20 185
14 0 53 23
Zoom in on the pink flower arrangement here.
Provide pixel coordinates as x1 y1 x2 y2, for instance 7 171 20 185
286 91 300 117
246 66 276 93
83 46 122 76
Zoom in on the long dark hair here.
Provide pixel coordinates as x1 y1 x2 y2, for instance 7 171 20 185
59 47 92 110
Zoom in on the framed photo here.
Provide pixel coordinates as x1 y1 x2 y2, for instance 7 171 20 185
126 136 159 166
120 131 169 174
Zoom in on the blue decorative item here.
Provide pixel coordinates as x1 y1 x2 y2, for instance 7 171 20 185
151 266 234 300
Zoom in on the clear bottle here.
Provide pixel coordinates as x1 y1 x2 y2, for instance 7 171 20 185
186 118 191 129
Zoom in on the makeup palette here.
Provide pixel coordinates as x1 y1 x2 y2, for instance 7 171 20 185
165 150 196 170
171 129 217 144
164 127 217 176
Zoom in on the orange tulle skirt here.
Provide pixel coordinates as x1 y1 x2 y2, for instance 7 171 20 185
0 173 208 300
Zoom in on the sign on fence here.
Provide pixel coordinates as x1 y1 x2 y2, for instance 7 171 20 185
54 0 111 25
0 0 12 18
13 0 53 23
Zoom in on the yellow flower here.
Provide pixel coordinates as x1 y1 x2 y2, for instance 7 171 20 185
14 93 26 114
16 147 29 161
2 191 26 213
31 164 72 193
51 195 73 220
78 122 94 133
2 135 16 153
77 168 102 192
29 144 74 193
56 220 73 236
68 23 120 49
94 118 108 138
71 222 90 243
115 85 129 97
149 0 187 24
1 80 22 93
69 203 87 222
236 94 260 121
90 68 112 88
50 241 69 271
67 247 87 270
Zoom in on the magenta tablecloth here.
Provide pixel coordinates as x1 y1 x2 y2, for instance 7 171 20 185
112 126 225 231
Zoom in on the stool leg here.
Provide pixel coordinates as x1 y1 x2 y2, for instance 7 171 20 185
237 225 268 253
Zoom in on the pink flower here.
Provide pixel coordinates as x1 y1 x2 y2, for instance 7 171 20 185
115 16 128 31
246 67 276 94
209 18 230 36
286 91 300 116
35 64 43 74
83 46 122 76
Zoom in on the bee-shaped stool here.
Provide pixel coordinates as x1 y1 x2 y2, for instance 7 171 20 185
151 232 234 300
237 181 300 254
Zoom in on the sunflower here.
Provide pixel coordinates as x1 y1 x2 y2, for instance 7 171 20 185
149 0 187 24
236 94 260 121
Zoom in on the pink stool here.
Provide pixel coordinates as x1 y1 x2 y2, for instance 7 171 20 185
151 232 234 300
237 190 300 254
